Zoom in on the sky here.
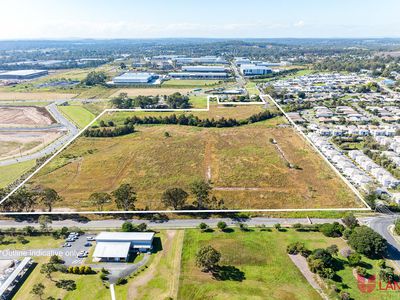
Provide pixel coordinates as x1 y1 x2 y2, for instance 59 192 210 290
1 0 400 39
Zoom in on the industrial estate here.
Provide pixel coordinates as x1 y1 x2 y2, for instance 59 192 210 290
1 2 400 300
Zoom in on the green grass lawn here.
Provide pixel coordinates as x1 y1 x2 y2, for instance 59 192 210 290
14 257 112 300
189 95 208 108
178 228 345 300
0 160 35 188
245 81 259 94
0 235 64 250
58 105 96 128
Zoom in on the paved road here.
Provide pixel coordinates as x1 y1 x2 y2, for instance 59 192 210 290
0 217 340 230
362 214 400 270
0 103 79 166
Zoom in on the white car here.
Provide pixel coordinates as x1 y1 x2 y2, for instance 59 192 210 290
62 243 72 247
86 236 95 241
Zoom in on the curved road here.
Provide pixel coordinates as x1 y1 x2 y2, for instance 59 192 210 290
0 103 79 167
363 214 400 270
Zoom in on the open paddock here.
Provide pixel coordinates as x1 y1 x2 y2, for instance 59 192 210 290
25 109 360 211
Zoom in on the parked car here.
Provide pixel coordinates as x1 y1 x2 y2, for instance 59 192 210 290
62 243 72 247
66 238 75 242
84 242 92 247
86 236 95 241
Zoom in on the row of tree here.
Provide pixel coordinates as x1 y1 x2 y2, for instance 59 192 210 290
110 92 190 109
83 124 135 138
123 110 277 128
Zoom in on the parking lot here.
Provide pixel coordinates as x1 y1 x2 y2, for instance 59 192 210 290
61 233 95 266
0 233 95 266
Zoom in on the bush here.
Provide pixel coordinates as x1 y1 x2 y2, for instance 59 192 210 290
319 222 344 237
50 255 63 264
198 223 208 232
347 253 361 266
356 266 369 277
342 213 359 229
287 242 308 255
274 223 281 231
339 291 350 300
239 223 250 231
100 273 108 280
217 221 227 231
342 228 352 240
379 267 396 283
395 219 400 235
292 223 303 230
116 277 128 285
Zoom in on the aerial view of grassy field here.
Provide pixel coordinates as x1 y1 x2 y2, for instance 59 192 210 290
23 104 360 211
178 229 327 300
0 160 35 188
58 105 96 128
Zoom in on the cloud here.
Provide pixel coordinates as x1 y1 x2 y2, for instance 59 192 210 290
293 20 305 28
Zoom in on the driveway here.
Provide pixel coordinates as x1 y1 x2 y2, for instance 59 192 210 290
95 254 150 283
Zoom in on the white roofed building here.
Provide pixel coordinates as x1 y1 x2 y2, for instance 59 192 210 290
93 232 155 262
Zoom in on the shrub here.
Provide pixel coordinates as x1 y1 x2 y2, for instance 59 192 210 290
342 228 352 240
274 223 281 231
198 223 208 232
239 223 249 231
347 253 361 266
319 222 344 237
339 291 350 300
217 221 227 231
100 273 108 280
395 219 400 235
356 266 368 277
379 267 396 283
116 277 128 285
292 223 303 230
342 213 359 229
287 242 308 255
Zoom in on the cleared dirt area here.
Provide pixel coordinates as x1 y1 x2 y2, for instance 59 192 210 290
0 91 76 101
27 115 360 211
0 106 55 127
109 88 193 98
0 131 62 160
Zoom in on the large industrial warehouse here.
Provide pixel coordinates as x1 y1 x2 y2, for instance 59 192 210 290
0 69 48 80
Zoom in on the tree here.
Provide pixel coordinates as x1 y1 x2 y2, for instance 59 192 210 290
217 221 227 231
198 222 209 232
89 192 111 211
190 180 212 208
120 62 127 69
83 71 107 86
39 188 62 212
121 221 134 232
161 188 188 209
394 219 400 235
326 244 339 256
38 215 52 231
319 222 344 237
347 253 361 266
40 263 56 281
7 187 37 212
112 184 137 211
274 223 281 231
196 245 221 272
348 226 387 258
31 283 45 299
342 213 359 229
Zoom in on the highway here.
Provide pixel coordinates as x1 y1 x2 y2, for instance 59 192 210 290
0 217 338 230
0 103 79 167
